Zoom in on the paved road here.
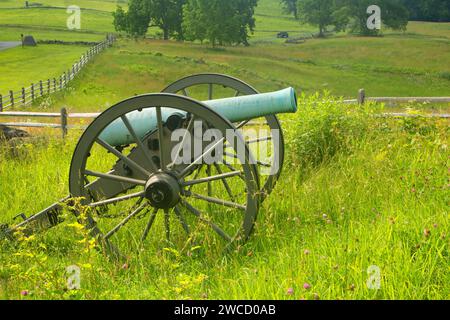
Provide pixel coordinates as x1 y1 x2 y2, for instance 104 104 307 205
0 41 21 51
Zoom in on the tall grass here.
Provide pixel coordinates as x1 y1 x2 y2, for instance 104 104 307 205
0 97 448 300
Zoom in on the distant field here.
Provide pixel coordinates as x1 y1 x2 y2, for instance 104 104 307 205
0 44 91 93
10 34 446 114
0 0 449 101
0 7 114 33
0 26 106 42
0 0 124 11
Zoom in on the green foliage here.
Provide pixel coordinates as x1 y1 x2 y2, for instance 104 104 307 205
280 0 298 19
113 0 186 39
401 0 450 22
296 0 347 36
182 0 258 46
344 0 409 35
284 93 373 173
295 0 409 36
146 0 187 40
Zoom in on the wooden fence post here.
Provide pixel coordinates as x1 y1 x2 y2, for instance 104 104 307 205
358 89 365 105
22 87 25 105
60 107 68 139
47 79 50 94
39 80 43 96
31 83 35 100
0 94 3 112
9 90 14 108
53 78 56 92
59 76 63 89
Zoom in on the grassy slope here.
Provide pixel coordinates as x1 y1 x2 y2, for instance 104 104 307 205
0 0 449 300
0 100 448 300
0 0 449 98
20 34 448 114
0 45 91 93
0 0 116 93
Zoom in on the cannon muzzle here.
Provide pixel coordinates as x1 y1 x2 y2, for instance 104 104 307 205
100 87 297 146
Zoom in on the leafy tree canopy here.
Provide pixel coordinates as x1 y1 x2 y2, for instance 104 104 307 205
183 0 258 46
113 0 186 40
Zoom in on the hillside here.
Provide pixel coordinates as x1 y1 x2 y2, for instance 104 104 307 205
0 0 449 103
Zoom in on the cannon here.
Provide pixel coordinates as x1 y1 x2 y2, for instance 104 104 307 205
1 74 297 256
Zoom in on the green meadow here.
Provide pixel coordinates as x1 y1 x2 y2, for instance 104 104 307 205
0 0 449 300
1 0 449 98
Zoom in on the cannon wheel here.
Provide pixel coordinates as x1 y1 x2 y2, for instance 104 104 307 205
162 73 285 201
69 93 260 256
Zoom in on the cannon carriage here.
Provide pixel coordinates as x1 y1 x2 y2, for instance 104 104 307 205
0 74 297 257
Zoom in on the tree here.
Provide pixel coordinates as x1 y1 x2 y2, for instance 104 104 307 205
344 0 409 35
113 1 150 37
401 0 449 22
280 0 298 19
183 0 258 46
113 0 186 40
145 0 186 40
296 0 343 37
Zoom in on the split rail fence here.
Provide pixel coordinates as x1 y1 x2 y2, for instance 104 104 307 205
0 88 449 139
0 35 115 112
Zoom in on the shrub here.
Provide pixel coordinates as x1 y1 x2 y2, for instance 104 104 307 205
283 93 377 176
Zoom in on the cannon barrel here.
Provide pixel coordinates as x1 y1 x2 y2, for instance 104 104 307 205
100 87 297 146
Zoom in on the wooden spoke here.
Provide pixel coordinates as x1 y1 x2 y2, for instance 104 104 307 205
224 151 271 168
213 163 236 202
179 137 225 178
164 209 170 242
84 170 146 186
208 83 213 100
181 170 242 187
246 136 272 144
181 200 232 242
237 119 250 129
184 190 246 211
121 115 158 172
89 191 145 207
187 165 203 192
207 165 212 197
156 107 167 171
168 116 195 169
174 206 190 235
104 203 147 240
96 138 151 177
141 208 158 242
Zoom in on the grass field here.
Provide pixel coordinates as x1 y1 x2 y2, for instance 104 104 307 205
0 0 449 300
0 44 91 93
0 98 448 300
1 0 449 98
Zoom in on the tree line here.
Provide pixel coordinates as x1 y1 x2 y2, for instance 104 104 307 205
281 0 449 36
113 0 257 46
400 0 450 22
113 0 449 45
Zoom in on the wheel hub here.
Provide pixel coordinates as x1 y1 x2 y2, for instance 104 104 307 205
145 173 181 209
